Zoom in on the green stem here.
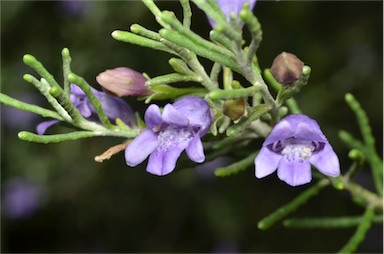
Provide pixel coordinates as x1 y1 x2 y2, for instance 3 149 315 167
286 98 302 114
258 179 329 230
209 30 233 52
209 62 221 88
340 176 383 211
160 39 217 91
345 93 383 195
283 214 382 229
337 207 375 254
112 30 175 55
338 130 366 152
160 11 236 61
159 28 239 72
68 73 114 128
18 131 100 143
61 48 72 94
209 86 258 100
0 93 63 120
192 0 242 42
226 104 270 136
130 24 162 41
179 0 192 28
239 4 262 64
23 74 72 122
23 54 62 91
215 151 258 177
146 73 199 86
168 58 195 75
141 0 169 28
48 82 84 125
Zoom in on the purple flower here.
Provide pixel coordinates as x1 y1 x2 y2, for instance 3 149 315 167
37 84 136 134
255 114 340 186
2 177 46 219
125 96 212 176
208 0 257 28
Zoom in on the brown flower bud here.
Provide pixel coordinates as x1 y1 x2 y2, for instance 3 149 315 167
270 52 304 84
223 99 245 121
96 67 152 97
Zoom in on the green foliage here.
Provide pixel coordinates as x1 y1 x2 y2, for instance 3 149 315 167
0 1 382 253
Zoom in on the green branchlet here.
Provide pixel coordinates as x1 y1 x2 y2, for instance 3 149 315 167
276 65 311 105
344 93 383 195
226 104 270 136
18 131 100 144
283 214 382 229
215 151 258 177
61 47 72 94
0 93 63 120
179 0 192 28
337 207 375 254
258 179 329 230
112 30 175 54
239 3 262 63
23 74 72 122
68 73 114 128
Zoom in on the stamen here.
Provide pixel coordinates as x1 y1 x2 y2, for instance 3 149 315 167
158 126 195 150
281 143 315 162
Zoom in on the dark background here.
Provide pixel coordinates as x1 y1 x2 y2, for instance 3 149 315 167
1 1 382 253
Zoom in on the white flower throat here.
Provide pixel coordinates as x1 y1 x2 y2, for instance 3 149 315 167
157 125 194 150
272 138 319 163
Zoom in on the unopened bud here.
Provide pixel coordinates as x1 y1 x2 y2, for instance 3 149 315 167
96 67 152 97
270 52 304 84
223 99 245 121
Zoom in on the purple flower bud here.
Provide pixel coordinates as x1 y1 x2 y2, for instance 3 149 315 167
125 96 212 176
255 114 340 186
96 67 152 97
270 52 304 84
208 0 257 28
37 84 136 134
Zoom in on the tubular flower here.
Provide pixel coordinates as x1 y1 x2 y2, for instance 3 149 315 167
125 96 212 176
255 114 340 186
36 84 136 134
208 0 257 28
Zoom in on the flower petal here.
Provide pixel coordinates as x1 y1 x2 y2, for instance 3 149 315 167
77 102 92 118
125 128 159 167
310 143 340 177
146 147 183 176
162 104 189 126
263 119 293 145
36 120 59 135
277 158 312 186
144 104 163 128
255 147 281 178
295 121 327 142
172 96 212 133
186 135 205 163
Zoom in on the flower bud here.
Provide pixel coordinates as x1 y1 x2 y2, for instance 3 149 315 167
96 67 152 97
270 52 304 84
223 99 245 121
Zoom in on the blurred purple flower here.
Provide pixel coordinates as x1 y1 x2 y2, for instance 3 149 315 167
125 96 212 176
255 114 340 186
208 0 257 28
37 84 136 134
57 0 88 18
2 177 46 219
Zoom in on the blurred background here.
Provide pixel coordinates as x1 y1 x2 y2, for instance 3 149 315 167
1 1 382 253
